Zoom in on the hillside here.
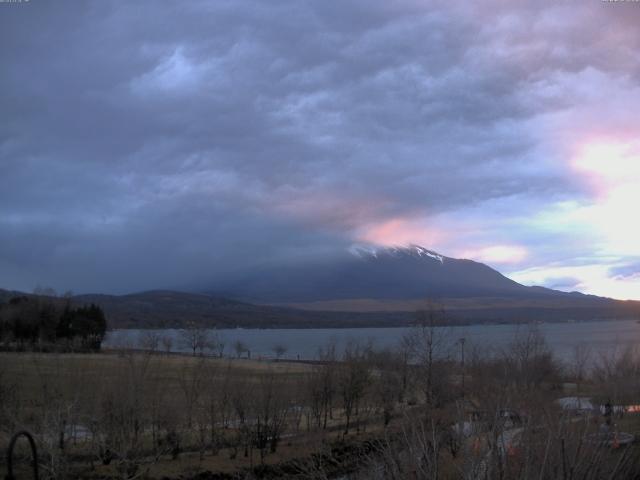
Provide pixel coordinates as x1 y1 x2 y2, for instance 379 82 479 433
2 286 639 329
0 289 409 329
208 245 607 303
58 289 640 327
3 245 639 329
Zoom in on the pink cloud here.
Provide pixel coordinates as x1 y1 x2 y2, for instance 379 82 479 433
356 217 445 248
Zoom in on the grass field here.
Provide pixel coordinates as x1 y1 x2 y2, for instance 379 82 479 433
0 351 379 479
3 346 640 479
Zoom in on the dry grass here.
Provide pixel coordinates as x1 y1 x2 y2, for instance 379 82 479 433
0 351 362 479
0 351 311 399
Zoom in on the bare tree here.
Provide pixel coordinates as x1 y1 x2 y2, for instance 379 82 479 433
306 368 325 430
252 370 291 462
229 376 253 461
404 300 453 407
592 344 640 406
200 361 223 456
203 331 225 358
138 330 160 352
571 342 592 393
306 341 338 430
272 344 287 360
504 325 558 391
30 354 82 479
369 349 403 426
177 357 207 429
179 323 209 356
89 351 158 479
233 340 248 359
339 341 371 435
160 335 173 355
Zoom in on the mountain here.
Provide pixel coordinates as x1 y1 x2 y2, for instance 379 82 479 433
205 244 640 322
210 244 583 303
3 245 640 328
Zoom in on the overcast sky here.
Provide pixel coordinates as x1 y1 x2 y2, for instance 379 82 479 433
2 0 640 299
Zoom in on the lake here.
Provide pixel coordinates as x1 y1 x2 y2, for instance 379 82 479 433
104 318 640 364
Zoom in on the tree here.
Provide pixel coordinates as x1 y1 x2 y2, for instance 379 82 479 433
179 323 209 356
306 344 338 431
90 350 158 478
234 340 248 359
178 358 206 428
0 296 107 351
370 349 403 426
504 325 558 390
160 335 173 355
138 331 160 352
202 361 223 456
33 285 57 297
252 371 291 461
404 300 453 407
571 342 592 393
272 344 287 360
206 331 225 358
339 342 370 435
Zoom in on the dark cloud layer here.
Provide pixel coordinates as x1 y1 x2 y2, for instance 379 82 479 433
2 1 640 295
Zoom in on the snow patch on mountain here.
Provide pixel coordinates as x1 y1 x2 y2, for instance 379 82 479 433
348 244 379 258
409 245 444 263
349 244 445 263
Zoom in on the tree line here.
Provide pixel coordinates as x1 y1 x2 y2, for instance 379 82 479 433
0 295 107 351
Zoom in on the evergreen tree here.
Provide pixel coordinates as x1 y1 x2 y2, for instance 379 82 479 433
0 296 108 351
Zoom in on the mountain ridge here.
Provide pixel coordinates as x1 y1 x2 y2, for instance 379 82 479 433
1 287 638 329
208 244 597 303
2 245 639 328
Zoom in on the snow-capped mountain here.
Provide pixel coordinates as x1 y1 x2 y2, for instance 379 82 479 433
51 244 635 326
348 244 444 263
208 244 570 303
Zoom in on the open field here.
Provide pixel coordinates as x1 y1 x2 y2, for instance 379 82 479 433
0 351 313 385
0 351 388 479
3 326 640 479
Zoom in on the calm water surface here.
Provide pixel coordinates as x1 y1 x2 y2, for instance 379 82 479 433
104 319 640 363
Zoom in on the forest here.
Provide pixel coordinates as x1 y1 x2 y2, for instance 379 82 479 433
0 295 107 352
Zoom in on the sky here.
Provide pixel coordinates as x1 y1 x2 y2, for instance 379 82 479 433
1 0 640 299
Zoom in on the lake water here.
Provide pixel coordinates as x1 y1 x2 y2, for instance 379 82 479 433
104 319 640 364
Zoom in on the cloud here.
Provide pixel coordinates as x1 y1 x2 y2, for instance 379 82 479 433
542 277 583 291
1 0 640 297
610 262 640 281
460 245 528 266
